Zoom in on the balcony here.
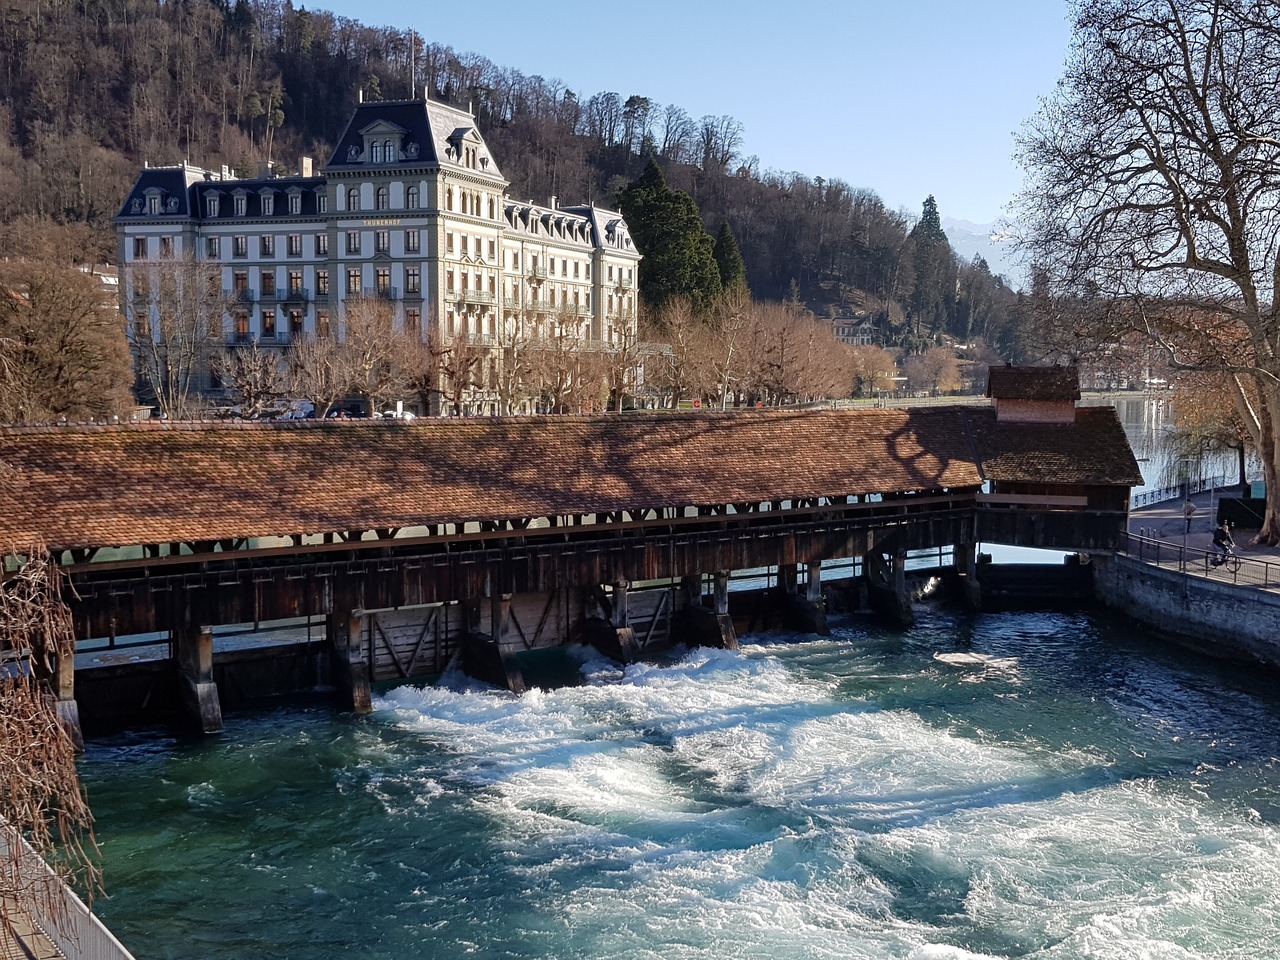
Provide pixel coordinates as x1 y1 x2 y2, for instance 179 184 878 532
278 288 312 302
617 277 633 290
462 290 495 306
225 288 257 303
528 265 548 281
363 286 399 300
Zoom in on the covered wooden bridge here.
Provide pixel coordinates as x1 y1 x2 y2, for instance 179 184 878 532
0 370 1142 737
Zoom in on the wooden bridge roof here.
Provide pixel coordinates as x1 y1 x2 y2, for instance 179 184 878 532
0 406 1139 552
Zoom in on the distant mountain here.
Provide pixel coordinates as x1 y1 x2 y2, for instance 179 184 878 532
942 218 1023 288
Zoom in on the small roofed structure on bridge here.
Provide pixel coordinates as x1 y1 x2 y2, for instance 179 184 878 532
976 365 1143 511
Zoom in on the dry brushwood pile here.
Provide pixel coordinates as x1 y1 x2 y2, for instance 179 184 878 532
0 543 98 942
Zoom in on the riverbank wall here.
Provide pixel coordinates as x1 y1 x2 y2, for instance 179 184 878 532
1093 553 1280 668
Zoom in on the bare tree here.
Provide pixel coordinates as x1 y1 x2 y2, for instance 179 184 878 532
2 544 100 942
647 297 711 407
1016 0 1280 542
433 327 484 416
0 262 132 423
214 340 285 418
129 254 229 419
492 309 538 415
289 333 350 418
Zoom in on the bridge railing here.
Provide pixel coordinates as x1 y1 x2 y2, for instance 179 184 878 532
1118 533 1280 588
1130 475 1229 509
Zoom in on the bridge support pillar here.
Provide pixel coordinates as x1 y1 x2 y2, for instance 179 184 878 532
584 580 641 664
459 594 526 694
954 544 983 610
672 572 738 651
50 642 84 751
865 551 914 627
176 625 223 733
326 611 372 714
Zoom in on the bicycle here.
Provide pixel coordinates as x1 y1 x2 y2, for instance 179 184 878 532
1210 544 1241 574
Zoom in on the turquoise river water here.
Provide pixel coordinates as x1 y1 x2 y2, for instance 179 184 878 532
79 607 1280 959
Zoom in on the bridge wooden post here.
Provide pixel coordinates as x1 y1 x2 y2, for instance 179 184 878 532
325 610 373 714
864 550 915 627
775 561 830 635
457 591 526 694
672 571 737 651
176 624 223 733
713 572 730 616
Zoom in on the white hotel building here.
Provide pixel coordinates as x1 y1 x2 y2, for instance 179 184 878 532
115 96 642 411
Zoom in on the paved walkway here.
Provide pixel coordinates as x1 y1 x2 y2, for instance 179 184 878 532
1129 488 1279 560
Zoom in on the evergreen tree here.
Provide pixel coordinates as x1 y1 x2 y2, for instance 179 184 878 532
713 222 749 296
616 161 722 313
906 195 958 340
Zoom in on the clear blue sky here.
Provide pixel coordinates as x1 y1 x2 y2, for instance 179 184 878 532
315 0 1073 226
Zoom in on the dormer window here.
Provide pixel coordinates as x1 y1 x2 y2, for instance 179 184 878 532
146 192 161 215
233 191 247 216
317 191 328 213
371 141 383 163
358 120 406 167
383 139 393 161
205 194 219 218
261 191 274 216
288 190 301 215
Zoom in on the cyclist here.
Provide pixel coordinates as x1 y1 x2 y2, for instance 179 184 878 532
1211 521 1235 566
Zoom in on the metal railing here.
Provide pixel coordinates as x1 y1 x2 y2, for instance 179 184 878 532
1 821 137 960
1119 532 1280 588
1130 474 1229 509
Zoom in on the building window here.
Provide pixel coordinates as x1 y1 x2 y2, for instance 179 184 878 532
260 235 275 257
261 309 277 339
316 309 331 338
206 196 219 218
262 193 274 216
233 235 248 258
317 193 328 214
446 269 454 292
289 193 301 215
287 233 302 256
376 186 389 211
375 230 390 254
206 236 221 259
346 268 361 294
375 267 391 294
371 141 382 163
346 187 359 211
147 195 161 215
260 271 276 297
488 239 496 260
288 270 303 295
406 308 420 335
316 232 328 255
233 311 250 342
233 271 249 294
407 185 419 209
234 194 246 216
573 261 580 279
446 233 454 253
383 139 393 160
160 236 173 257
346 231 361 255
316 269 329 296
406 229 420 253
406 266 420 294
289 309 304 336
474 236 481 257
132 237 147 260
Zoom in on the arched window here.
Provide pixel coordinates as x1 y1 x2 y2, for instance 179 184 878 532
446 188 453 211
383 139 394 161
376 186 389 211
371 141 382 163
406 185 419 209
347 187 359 211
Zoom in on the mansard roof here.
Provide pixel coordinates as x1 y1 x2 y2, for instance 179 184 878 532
115 164 207 220
561 205 641 260
0 408 985 550
116 168 327 223
986 364 1081 401
324 98 506 182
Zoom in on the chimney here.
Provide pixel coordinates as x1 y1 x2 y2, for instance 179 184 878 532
220 164 230 180
358 87 364 104
549 195 557 210
256 159 274 179
299 156 314 178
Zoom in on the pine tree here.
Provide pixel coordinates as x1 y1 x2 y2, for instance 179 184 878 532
713 222 748 296
616 161 722 313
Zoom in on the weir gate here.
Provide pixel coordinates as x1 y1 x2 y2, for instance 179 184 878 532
0 378 1143 740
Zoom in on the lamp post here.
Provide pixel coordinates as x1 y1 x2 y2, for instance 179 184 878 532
1179 455 1197 571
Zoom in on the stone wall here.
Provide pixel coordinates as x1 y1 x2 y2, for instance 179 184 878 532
1093 553 1280 667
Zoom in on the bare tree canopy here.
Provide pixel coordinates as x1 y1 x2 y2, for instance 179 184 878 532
1016 0 1280 542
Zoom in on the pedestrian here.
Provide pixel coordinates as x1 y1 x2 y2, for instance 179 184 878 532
1183 499 1196 533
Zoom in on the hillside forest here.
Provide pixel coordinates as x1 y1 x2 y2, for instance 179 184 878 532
0 0 1032 361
